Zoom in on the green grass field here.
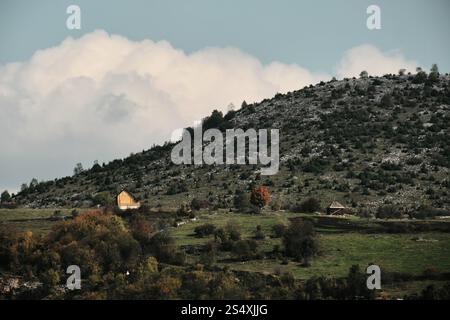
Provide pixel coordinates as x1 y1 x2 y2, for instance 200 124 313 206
168 210 450 297
169 211 450 281
0 208 78 235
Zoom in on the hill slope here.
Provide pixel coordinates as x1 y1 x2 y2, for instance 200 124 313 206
14 72 450 213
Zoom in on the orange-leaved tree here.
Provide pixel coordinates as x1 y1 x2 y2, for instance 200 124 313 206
250 186 270 209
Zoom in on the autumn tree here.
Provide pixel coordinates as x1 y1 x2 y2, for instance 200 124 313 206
250 186 270 210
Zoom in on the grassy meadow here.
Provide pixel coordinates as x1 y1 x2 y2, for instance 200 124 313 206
0 208 80 235
169 211 450 278
168 210 450 297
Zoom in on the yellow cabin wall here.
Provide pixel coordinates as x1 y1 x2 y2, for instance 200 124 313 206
117 191 137 206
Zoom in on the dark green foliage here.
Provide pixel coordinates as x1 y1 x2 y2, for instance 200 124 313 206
410 206 450 219
233 190 251 212
282 219 318 264
272 224 287 238
380 94 394 108
254 225 265 240
292 197 321 213
202 109 232 132
1 190 11 203
190 197 206 211
376 205 402 219
194 223 216 238
166 181 188 195
231 239 258 261
92 192 114 206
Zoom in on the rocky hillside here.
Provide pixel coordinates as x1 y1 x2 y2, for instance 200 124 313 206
13 71 450 213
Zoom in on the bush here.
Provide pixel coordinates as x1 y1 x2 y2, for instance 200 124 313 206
411 206 450 219
254 225 265 240
148 232 184 265
232 240 258 261
213 222 242 251
233 190 251 212
376 205 402 219
282 219 318 264
190 198 208 211
293 197 321 213
226 221 241 241
194 224 216 238
166 181 188 195
92 192 114 206
380 94 394 108
272 224 287 238
130 217 155 250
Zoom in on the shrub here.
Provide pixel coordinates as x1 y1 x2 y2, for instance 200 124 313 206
233 190 251 212
411 206 450 219
232 240 258 261
225 221 241 241
190 198 208 211
272 224 287 238
194 224 216 238
376 205 402 219
92 192 114 206
130 217 155 250
380 94 394 108
293 197 321 213
282 219 318 264
254 225 265 240
148 232 183 264
166 181 188 195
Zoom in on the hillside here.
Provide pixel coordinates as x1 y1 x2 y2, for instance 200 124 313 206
13 71 450 214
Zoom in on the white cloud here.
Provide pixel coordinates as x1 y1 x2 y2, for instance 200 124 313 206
0 30 328 190
336 44 418 78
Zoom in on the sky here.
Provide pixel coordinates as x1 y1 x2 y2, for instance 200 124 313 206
0 0 449 193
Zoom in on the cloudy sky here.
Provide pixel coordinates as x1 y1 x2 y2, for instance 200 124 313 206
0 0 449 193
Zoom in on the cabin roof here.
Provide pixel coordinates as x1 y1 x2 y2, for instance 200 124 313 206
117 189 138 201
327 201 345 209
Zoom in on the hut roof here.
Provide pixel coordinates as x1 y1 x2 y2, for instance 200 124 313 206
328 201 345 209
117 190 138 201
